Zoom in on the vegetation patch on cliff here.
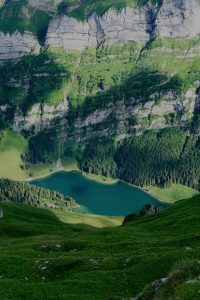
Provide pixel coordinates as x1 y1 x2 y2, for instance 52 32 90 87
67 0 163 20
0 0 52 43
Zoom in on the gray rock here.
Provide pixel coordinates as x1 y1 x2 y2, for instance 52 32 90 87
13 99 68 133
46 0 200 52
1 0 200 60
132 277 168 300
0 0 198 140
140 203 161 216
0 208 3 219
46 6 154 51
0 31 40 60
152 277 168 287
156 0 200 38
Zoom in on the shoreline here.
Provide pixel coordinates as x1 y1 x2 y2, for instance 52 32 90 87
27 165 168 203
26 163 118 185
21 161 198 204
26 168 65 182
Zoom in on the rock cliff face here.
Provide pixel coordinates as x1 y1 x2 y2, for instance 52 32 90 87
156 0 200 38
13 100 68 133
46 6 152 51
1 0 200 59
0 0 200 140
46 0 200 51
0 31 40 60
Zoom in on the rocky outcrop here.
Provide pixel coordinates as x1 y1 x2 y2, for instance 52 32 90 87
11 87 196 141
13 100 68 133
0 208 3 219
133 277 168 300
0 31 40 60
140 203 162 216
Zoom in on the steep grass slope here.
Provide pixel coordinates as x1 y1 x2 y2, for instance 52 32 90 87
0 195 199 299
0 130 27 179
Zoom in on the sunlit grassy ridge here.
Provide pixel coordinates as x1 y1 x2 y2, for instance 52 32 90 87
0 194 199 299
54 209 123 228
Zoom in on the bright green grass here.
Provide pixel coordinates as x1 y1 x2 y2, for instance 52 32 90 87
0 130 59 181
0 195 199 299
69 44 139 109
26 162 57 180
0 130 27 180
54 210 123 228
147 184 199 203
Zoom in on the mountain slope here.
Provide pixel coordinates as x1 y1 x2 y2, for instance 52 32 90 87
0 0 200 137
0 195 199 299
1 0 200 195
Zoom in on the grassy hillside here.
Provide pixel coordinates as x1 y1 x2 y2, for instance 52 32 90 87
0 130 27 180
0 178 123 228
0 195 199 299
54 209 123 228
147 184 199 203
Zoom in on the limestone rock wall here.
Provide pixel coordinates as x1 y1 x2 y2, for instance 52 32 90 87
0 0 200 140
0 31 40 60
46 0 200 52
156 0 200 38
13 100 68 133
46 6 155 51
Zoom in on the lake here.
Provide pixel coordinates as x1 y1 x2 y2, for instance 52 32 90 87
31 171 166 216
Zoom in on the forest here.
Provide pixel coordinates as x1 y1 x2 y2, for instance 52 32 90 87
0 179 76 211
80 128 200 190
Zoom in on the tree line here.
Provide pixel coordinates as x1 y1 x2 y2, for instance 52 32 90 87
80 128 200 190
0 179 76 211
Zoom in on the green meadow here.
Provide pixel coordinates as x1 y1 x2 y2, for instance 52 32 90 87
0 194 199 299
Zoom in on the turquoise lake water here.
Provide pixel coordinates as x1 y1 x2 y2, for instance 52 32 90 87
32 171 166 216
